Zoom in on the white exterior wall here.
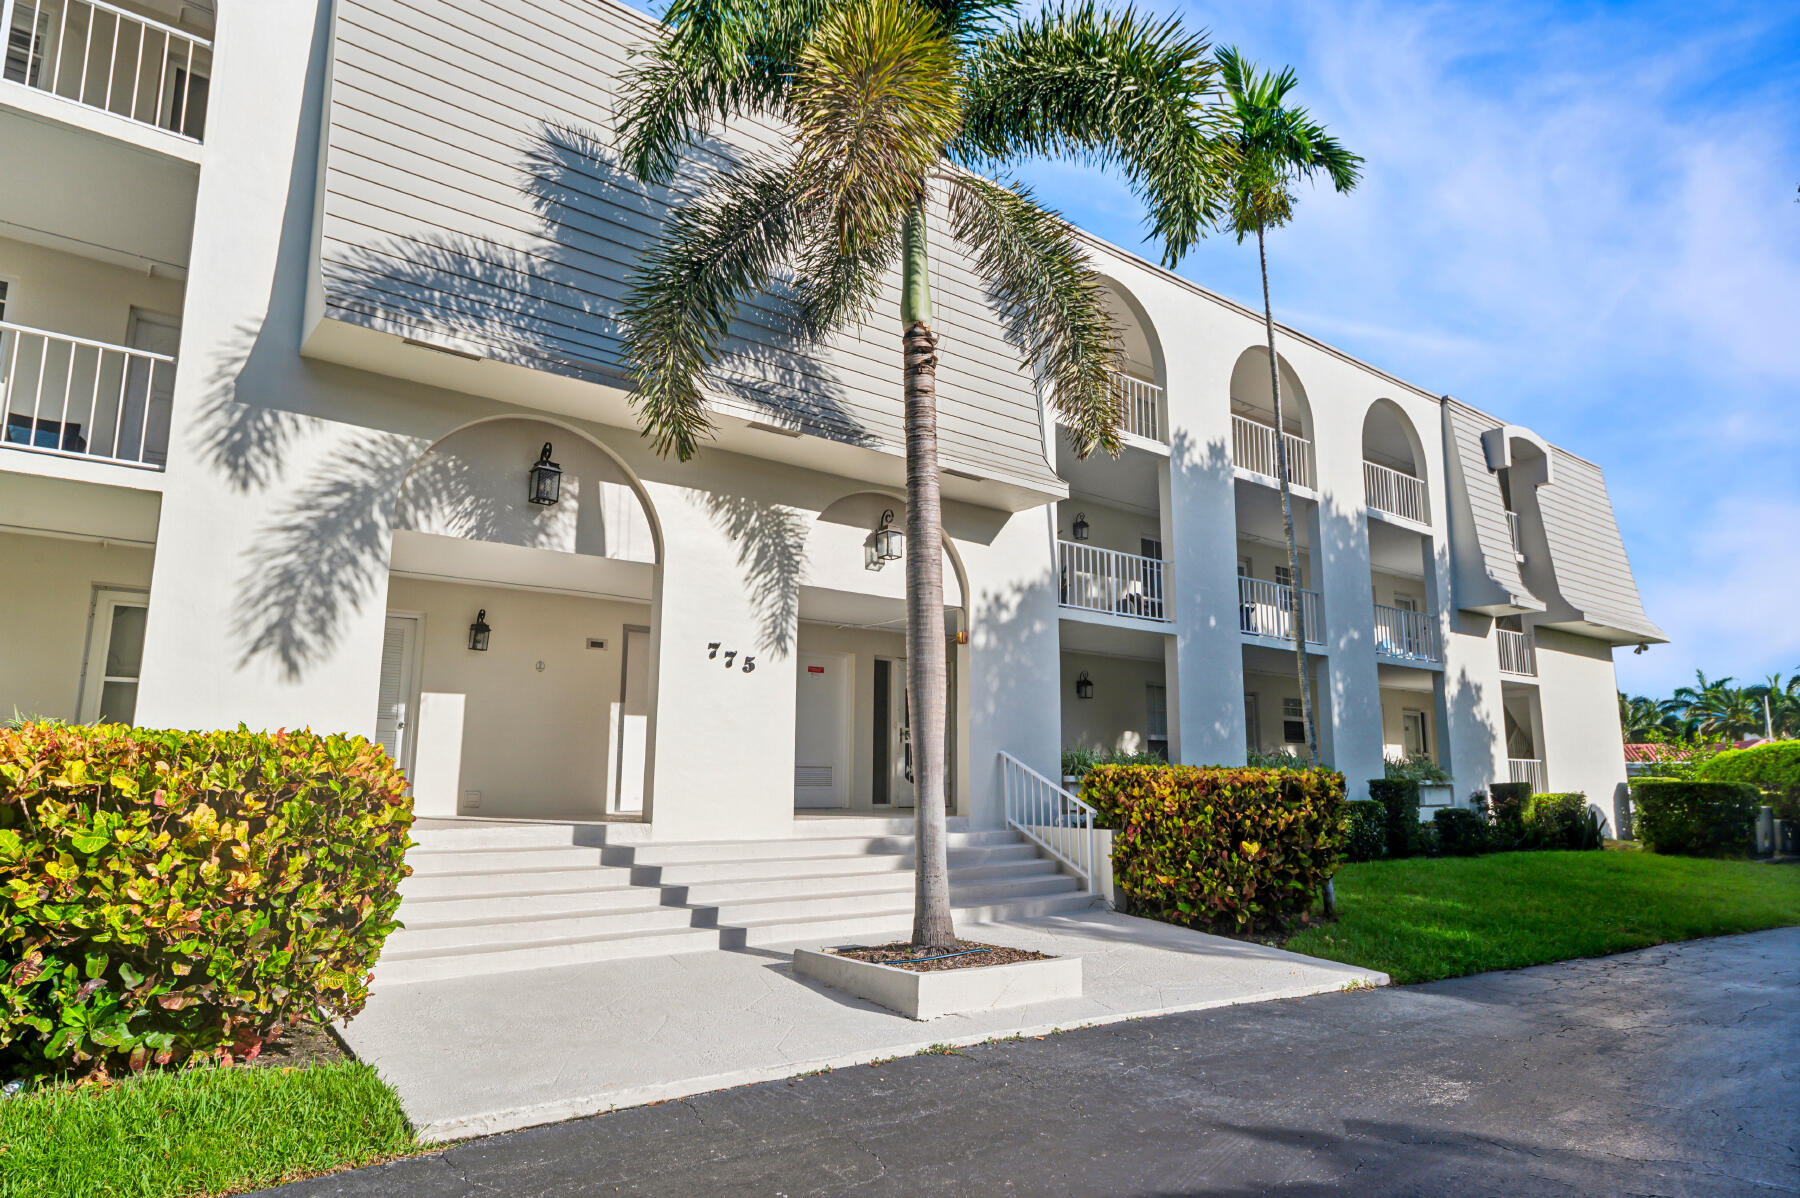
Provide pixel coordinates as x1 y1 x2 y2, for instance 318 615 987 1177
1059 651 1165 757
1534 627 1631 831
0 238 187 346
0 531 153 721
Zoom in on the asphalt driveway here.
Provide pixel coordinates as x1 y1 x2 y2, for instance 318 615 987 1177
270 928 1799 1196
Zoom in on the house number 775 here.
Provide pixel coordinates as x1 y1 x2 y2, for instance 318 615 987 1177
706 643 756 672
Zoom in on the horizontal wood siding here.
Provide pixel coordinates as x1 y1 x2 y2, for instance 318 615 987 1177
318 0 1058 490
1445 400 1532 606
1537 448 1664 641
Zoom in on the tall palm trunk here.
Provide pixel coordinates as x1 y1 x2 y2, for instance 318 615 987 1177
901 197 955 949
1257 223 1319 769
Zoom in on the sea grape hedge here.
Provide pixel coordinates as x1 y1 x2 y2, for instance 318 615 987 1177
1522 792 1601 851
1631 780 1758 857
1342 799 1386 863
1368 779 1423 858
0 723 413 1080
1697 741 1800 822
1433 808 1489 856
1085 764 1346 933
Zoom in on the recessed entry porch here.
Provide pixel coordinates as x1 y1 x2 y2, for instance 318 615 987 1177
1060 619 1170 761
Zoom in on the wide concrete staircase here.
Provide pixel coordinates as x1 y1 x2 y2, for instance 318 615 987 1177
377 816 1095 984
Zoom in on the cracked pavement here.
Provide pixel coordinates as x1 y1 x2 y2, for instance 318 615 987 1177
266 928 1799 1196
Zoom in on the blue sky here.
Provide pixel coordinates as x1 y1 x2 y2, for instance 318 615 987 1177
1007 0 1800 698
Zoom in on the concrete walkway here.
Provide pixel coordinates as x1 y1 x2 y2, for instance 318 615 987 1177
282 928 1798 1197
335 909 1384 1141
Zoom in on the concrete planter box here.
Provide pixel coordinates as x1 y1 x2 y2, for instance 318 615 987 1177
793 947 1082 1020
1418 783 1456 813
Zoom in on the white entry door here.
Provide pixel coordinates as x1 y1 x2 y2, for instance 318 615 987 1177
375 614 421 784
794 652 852 808
615 626 651 814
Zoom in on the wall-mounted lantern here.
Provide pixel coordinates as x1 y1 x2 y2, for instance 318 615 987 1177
1072 512 1090 541
1075 670 1094 700
872 508 904 564
528 442 563 506
468 609 491 652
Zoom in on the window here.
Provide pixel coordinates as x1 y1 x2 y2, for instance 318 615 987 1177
0 277 8 320
1282 697 1303 718
80 591 149 724
1274 565 1292 588
5 8 48 87
1403 710 1429 757
1146 684 1167 760
1244 693 1259 752
1283 720 1306 744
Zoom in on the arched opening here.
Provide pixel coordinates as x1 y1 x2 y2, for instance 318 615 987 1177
792 491 969 814
1228 347 1315 488
1097 279 1167 444
380 416 662 821
1361 399 1430 524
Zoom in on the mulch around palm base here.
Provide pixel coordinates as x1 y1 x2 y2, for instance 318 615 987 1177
833 940 1052 972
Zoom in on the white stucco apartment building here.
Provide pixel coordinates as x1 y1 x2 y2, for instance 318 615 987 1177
2 0 1664 944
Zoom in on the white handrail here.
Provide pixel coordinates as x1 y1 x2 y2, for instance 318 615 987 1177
999 751 1099 894
2 0 212 140
1231 414 1315 489
1237 575 1322 645
1363 459 1430 524
1110 369 1166 444
1058 539 1169 621
1508 758 1547 793
1497 628 1536 676
1373 602 1441 663
0 320 173 468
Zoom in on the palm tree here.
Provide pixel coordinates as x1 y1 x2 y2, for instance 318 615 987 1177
615 0 1232 948
1213 48 1361 767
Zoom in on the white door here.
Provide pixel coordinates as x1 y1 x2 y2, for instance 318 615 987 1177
615 626 650 814
126 311 180 466
1244 693 1259 753
375 615 421 783
885 661 915 808
79 590 148 724
794 652 851 809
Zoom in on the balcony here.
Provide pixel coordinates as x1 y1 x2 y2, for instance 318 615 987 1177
1506 509 1525 561
1497 628 1536 676
1231 414 1315 489
1508 758 1547 793
1111 369 1166 445
1363 459 1429 525
1058 540 1168 622
1373 602 1441 665
0 322 173 468
2 0 211 140
1238 576 1322 646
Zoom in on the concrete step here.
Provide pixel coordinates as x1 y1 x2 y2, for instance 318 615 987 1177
667 858 1063 904
408 820 584 851
638 842 1041 885
407 845 609 875
398 884 671 923
400 866 638 901
786 815 972 838
619 829 1021 867
703 874 1082 926
735 890 1097 949
386 904 703 953
375 926 725 985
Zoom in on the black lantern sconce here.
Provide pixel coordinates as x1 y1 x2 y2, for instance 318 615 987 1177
468 609 491 652
1075 670 1094 700
1072 511 1090 541
870 508 904 566
528 442 563 506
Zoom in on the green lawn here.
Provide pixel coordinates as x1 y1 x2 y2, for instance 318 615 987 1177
1286 847 1800 985
0 1062 421 1198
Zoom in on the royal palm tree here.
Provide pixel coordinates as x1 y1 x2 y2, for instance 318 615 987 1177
1213 48 1361 767
616 0 1232 947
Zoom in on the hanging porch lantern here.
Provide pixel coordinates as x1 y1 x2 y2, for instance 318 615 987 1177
468 609 491 652
528 442 563 506
1075 670 1094 700
1072 511 1090 541
873 508 903 564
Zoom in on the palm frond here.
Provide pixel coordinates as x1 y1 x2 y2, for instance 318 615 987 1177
1215 44 1363 239
957 2 1233 265
948 175 1123 457
620 160 807 459
793 0 963 255
791 225 903 336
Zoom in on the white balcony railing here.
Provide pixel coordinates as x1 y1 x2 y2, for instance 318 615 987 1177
1231 414 1315 489
1509 758 1547 793
1363 459 1429 524
2 0 211 140
1111 369 1166 445
0 321 173 468
1506 510 1525 561
1373 602 1441 664
1058 540 1168 622
1497 628 1536 676
1237 576 1322 645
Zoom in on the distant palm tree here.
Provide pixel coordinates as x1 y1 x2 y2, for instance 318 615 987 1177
1618 692 1676 740
616 0 1233 947
1213 47 1362 768
1664 671 1764 741
1745 670 1800 739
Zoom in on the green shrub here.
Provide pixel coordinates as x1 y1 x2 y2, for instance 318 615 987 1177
1384 753 1452 784
1433 808 1489 856
1245 746 1305 770
0 723 413 1080
1061 747 1165 780
1632 780 1759 857
1342 799 1386 863
1697 742 1800 822
1486 782 1531 849
1368 779 1423 858
1523 792 1601 850
1085 764 1346 933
